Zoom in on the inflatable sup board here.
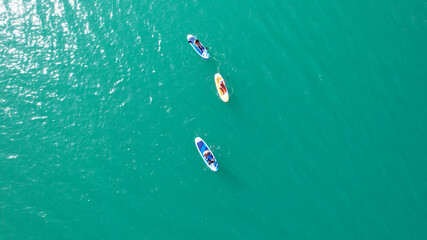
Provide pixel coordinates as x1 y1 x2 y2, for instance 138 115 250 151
215 73 229 102
195 137 218 171
187 34 209 60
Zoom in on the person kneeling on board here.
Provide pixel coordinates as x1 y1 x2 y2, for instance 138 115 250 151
203 150 215 165
219 81 226 94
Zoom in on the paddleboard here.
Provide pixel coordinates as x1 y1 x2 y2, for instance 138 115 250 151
195 137 218 171
215 73 229 102
187 34 209 60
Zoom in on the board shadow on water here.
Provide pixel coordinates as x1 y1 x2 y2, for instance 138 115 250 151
217 164 245 190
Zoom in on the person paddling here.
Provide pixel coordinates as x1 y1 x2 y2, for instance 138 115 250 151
219 81 227 94
203 150 215 165
194 39 204 52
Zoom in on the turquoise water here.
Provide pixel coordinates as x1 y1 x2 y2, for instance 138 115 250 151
1 0 427 239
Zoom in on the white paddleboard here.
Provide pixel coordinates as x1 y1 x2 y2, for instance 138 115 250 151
187 34 209 60
194 137 218 171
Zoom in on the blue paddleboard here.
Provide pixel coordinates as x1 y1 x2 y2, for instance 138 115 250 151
187 34 209 60
195 137 218 171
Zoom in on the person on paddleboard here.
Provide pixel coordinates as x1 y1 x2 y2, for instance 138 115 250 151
203 150 215 165
219 81 226 94
194 39 204 52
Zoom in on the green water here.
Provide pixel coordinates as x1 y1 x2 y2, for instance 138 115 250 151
1 0 426 239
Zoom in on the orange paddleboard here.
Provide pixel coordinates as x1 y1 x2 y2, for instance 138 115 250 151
215 73 229 102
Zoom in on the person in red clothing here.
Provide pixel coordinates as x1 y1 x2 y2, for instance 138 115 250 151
219 81 226 94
